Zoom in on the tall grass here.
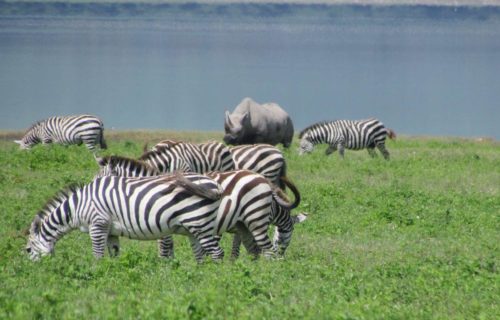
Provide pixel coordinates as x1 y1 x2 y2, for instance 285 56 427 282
0 131 498 319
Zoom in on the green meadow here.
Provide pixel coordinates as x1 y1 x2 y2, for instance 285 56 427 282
0 131 498 319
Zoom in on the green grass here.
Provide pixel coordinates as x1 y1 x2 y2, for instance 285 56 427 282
0 131 498 319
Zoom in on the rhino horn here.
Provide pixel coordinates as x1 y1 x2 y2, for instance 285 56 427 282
241 111 250 124
225 111 234 129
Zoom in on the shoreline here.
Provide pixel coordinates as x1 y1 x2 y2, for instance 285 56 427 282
1 130 497 143
4 0 500 6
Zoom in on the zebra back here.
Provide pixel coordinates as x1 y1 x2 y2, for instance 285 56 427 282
142 140 232 174
229 144 286 188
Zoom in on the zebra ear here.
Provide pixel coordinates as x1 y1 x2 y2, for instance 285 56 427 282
29 216 42 235
293 212 308 224
14 140 24 147
94 154 106 167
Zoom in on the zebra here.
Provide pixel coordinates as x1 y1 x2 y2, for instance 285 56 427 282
298 118 396 159
94 155 306 259
25 173 225 262
15 115 107 152
146 140 286 189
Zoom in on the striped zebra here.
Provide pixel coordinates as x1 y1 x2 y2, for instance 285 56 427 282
15 115 107 152
298 118 396 159
146 140 286 189
26 174 225 262
94 155 306 259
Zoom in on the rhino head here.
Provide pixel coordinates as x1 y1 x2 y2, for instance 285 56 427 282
223 110 251 145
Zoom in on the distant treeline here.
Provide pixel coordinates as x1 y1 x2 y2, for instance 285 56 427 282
1 1 500 21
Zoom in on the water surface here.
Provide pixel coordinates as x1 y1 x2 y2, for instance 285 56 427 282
1 3 499 138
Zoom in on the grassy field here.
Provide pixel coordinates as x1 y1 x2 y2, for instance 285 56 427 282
0 130 498 319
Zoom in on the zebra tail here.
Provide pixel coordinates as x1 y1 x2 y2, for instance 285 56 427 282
387 128 397 140
173 172 222 201
278 161 288 190
273 176 301 210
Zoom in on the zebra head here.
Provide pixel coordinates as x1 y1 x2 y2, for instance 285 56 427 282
26 215 54 261
94 155 118 179
272 212 308 256
14 139 30 150
298 138 314 155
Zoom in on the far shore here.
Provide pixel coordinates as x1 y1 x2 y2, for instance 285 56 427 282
6 0 500 7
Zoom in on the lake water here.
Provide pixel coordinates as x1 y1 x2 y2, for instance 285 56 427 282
1 3 499 139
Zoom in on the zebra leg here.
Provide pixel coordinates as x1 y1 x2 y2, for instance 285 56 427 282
376 143 390 160
107 235 120 257
247 223 277 259
325 144 337 155
338 144 345 158
367 147 377 158
185 226 224 262
231 233 241 259
188 236 207 263
157 236 175 259
231 224 261 259
88 221 110 259
273 227 294 257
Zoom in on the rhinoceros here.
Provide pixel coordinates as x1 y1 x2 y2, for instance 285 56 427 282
224 98 294 148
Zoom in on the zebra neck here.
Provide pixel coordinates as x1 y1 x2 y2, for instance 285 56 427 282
126 161 159 177
308 130 330 144
23 127 41 145
270 202 293 232
39 193 79 243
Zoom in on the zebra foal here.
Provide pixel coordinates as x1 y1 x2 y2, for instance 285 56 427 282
26 174 225 262
299 118 396 159
15 115 107 152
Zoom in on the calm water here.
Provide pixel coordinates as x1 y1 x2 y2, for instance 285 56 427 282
1 4 500 138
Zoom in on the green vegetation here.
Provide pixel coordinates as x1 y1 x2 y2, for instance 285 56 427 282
0 131 498 319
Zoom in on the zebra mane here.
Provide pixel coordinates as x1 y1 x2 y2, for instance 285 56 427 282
299 121 335 139
138 145 172 160
156 139 181 149
36 184 82 219
24 119 46 134
103 155 152 170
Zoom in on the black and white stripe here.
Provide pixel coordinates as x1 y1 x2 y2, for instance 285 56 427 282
299 118 396 159
94 155 306 259
15 115 107 152
229 144 287 189
146 140 287 189
26 174 224 262
142 140 234 173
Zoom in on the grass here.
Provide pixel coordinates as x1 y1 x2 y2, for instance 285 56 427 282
0 131 498 319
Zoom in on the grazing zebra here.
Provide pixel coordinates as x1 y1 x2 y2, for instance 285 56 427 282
15 115 107 152
25 174 225 262
94 155 306 259
298 118 396 159
146 140 286 189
